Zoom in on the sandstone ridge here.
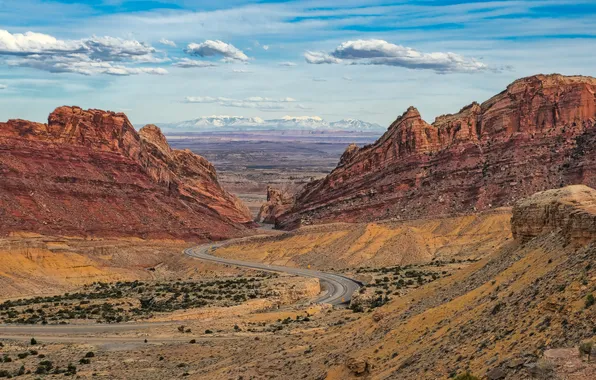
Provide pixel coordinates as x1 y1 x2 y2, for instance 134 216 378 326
512 184 596 244
0 106 253 240
278 74 596 229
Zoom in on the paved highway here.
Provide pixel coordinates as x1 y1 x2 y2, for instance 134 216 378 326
184 242 361 305
0 240 361 345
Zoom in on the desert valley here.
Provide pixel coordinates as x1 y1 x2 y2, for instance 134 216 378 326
0 72 595 379
2 2 596 379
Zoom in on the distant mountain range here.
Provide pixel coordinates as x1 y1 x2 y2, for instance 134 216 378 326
158 115 385 132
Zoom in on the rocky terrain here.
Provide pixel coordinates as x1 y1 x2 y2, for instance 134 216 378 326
216 209 512 269
1 185 594 379
0 106 252 240
255 186 294 223
209 185 596 379
276 74 596 229
512 184 596 245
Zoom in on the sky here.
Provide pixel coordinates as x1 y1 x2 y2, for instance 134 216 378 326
0 0 595 126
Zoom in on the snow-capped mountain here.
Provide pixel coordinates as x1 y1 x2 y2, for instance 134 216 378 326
159 115 384 132
166 116 266 129
330 118 383 131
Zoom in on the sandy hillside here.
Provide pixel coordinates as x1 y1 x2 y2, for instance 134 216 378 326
215 209 512 269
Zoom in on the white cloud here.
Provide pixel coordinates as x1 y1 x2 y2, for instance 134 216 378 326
7 55 168 76
304 51 341 64
312 78 327 82
158 38 176 47
342 75 353 81
131 55 170 63
107 66 168 76
184 40 248 62
83 35 156 60
0 29 165 76
0 30 82 55
278 62 296 67
0 84 6 89
172 58 217 68
184 96 297 110
306 39 490 73
232 68 251 73
262 45 269 51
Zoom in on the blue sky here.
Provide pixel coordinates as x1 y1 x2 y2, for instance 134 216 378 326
0 0 595 126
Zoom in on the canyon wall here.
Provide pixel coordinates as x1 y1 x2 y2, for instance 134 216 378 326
278 74 596 229
0 106 253 240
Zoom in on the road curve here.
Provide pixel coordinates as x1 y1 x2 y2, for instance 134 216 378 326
184 243 361 306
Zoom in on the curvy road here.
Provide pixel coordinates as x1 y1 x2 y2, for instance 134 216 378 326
184 242 361 305
0 240 361 346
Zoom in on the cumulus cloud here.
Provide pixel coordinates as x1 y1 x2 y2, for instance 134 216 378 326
159 38 176 47
184 40 248 62
0 30 83 55
305 39 490 73
0 29 166 76
304 51 341 64
278 62 297 67
0 84 6 89
172 58 217 68
184 96 297 110
262 45 269 51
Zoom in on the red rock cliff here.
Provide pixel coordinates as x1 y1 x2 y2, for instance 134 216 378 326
0 106 253 240
278 74 596 229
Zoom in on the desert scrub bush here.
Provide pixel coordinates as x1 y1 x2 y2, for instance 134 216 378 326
579 341 593 361
533 359 555 378
585 293 595 308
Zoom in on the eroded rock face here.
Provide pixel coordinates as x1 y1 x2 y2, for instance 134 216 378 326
345 357 370 376
511 185 596 244
278 74 596 229
0 106 253 240
256 186 293 224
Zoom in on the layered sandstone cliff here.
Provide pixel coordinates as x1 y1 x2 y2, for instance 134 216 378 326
0 106 253 240
511 185 596 244
278 74 596 229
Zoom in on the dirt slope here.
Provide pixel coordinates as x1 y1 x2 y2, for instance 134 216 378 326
215 209 512 269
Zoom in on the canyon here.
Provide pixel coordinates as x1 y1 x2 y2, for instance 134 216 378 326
1 75 595 380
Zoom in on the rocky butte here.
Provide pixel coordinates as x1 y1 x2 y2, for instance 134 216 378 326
255 185 293 224
275 74 596 229
0 106 253 240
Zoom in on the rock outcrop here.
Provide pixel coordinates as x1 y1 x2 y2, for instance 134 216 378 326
0 106 253 240
255 186 293 224
511 185 596 245
277 74 596 229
